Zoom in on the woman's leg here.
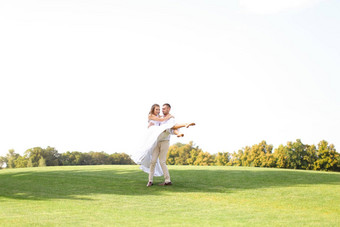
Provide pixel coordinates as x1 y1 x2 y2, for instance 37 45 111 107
171 122 195 137
173 129 184 137
172 123 195 130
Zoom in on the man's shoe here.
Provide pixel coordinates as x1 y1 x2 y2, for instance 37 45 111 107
147 181 153 187
158 181 172 186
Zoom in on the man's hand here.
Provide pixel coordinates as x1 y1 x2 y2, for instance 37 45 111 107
148 122 155 128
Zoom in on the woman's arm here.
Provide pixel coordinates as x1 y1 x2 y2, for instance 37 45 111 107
148 122 155 128
148 114 172 122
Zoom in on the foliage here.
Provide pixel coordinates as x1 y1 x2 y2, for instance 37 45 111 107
0 156 7 169
167 142 214 166
1 139 339 172
14 156 28 168
39 157 47 167
24 147 60 167
1 147 135 169
231 141 274 167
314 140 339 171
6 149 19 168
215 152 230 166
166 140 339 172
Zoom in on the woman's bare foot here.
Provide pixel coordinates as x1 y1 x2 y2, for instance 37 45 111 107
185 123 196 128
177 133 184 137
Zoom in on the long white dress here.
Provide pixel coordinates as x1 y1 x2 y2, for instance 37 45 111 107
134 118 176 176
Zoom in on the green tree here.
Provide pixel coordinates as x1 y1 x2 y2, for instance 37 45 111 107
229 150 242 166
303 144 317 170
59 151 134 165
25 147 44 167
14 156 28 168
25 146 61 167
109 153 135 164
215 152 230 166
167 142 207 165
291 139 308 169
167 142 192 165
274 140 306 169
6 149 20 168
186 147 201 165
248 141 273 167
274 144 288 168
194 151 214 166
39 157 47 167
70 151 91 165
89 151 109 165
60 151 76 165
0 156 7 169
260 151 276 168
43 146 61 166
240 147 250 166
314 140 339 171
234 141 274 168
27 158 33 168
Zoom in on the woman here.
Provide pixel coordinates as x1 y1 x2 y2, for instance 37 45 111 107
134 104 195 176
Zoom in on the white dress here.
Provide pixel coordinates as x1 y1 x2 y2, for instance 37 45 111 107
133 118 176 176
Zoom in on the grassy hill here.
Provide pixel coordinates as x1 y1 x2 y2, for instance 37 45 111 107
1 165 339 226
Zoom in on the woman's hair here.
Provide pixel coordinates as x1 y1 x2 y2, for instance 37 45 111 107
149 104 160 115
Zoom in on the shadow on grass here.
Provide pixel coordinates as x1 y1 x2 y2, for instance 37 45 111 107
0 166 339 201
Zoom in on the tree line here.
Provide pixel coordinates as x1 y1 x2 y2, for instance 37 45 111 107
0 147 134 169
1 139 339 172
167 140 340 171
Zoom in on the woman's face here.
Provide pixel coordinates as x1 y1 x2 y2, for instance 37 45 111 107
154 106 160 115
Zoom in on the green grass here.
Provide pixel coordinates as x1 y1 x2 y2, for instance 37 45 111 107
0 165 339 226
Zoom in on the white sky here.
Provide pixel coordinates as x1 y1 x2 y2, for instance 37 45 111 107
1 0 339 157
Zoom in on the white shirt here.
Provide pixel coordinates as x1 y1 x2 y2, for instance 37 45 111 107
158 117 176 141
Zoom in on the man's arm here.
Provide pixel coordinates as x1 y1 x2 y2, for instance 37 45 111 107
149 114 173 122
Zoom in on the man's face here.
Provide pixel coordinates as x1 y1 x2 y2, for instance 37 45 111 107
162 105 170 115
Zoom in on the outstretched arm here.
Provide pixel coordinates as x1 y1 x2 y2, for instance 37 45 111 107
148 114 173 122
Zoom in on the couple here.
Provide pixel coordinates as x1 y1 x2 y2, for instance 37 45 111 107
135 103 195 187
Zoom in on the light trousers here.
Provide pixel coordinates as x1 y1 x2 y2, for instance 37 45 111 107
149 140 171 183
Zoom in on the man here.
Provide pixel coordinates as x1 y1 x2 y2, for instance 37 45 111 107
147 103 174 187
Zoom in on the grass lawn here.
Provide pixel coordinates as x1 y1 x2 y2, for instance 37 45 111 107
0 165 339 226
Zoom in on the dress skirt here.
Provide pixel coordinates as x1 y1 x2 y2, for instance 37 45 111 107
133 118 176 176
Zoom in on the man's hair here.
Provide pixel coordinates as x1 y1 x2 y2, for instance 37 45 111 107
163 103 171 109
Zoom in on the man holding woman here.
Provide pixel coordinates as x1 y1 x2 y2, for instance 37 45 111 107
135 103 195 187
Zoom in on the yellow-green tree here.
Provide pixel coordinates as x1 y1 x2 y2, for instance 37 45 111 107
39 157 47 167
194 151 214 166
167 141 211 166
303 144 317 170
314 140 339 171
215 152 230 166
6 149 20 168
229 150 242 166
167 142 192 165
14 156 28 168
